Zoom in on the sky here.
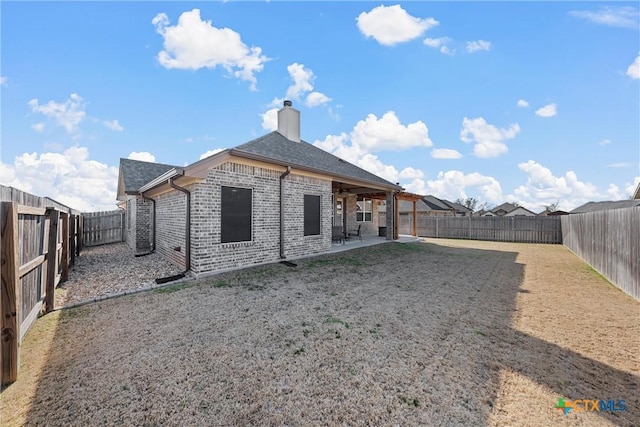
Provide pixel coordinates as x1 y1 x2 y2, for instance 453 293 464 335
1 1 639 212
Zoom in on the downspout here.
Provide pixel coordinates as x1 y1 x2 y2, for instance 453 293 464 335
155 176 190 284
168 178 191 273
135 194 156 257
279 166 291 258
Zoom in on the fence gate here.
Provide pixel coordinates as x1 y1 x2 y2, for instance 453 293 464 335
82 210 125 247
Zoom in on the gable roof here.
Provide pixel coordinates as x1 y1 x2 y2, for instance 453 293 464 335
491 202 518 214
119 158 177 194
230 131 400 190
441 199 473 213
634 181 640 200
570 200 640 214
422 195 454 211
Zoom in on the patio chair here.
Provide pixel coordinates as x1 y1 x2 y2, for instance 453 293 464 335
348 224 362 241
332 226 343 244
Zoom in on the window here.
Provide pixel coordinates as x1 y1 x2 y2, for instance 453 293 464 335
356 197 372 222
304 195 321 236
221 186 252 243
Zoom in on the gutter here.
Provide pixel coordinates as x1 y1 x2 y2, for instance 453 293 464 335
279 166 291 258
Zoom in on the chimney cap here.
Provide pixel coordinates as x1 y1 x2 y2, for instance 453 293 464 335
283 100 293 107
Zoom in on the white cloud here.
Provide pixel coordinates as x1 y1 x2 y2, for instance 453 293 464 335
0 76 7 86
627 53 640 79
535 103 557 118
199 148 225 160
313 112 432 183
398 167 424 180
127 152 156 162
357 5 438 46
431 148 462 159
260 107 278 131
404 170 504 205
511 160 599 211
306 91 331 107
626 176 640 197
466 40 491 53
460 117 520 158
285 63 314 99
351 111 433 152
599 139 612 145
570 6 639 29
152 9 268 90
606 162 632 168
103 119 123 131
31 123 45 132
517 99 529 108
28 93 86 134
423 37 454 55
0 146 119 212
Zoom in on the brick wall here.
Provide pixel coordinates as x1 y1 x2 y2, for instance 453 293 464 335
125 196 136 250
135 197 153 253
187 162 332 275
156 189 187 269
345 194 379 236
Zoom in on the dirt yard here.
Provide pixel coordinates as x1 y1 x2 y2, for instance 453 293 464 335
2 239 638 426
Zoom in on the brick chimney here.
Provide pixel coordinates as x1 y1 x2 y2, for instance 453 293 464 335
277 100 300 142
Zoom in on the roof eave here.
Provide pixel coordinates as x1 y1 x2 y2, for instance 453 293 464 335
138 168 183 193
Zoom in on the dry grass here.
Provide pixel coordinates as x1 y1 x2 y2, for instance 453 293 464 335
1 239 638 426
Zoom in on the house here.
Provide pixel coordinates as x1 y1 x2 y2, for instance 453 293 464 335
634 181 640 200
570 200 640 214
117 101 403 277
439 199 473 216
481 202 536 217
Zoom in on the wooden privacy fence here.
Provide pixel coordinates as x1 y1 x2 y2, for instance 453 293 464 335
407 215 562 244
1 202 77 384
562 207 639 300
82 210 125 247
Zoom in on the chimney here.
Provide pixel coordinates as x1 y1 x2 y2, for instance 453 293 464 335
277 100 300 142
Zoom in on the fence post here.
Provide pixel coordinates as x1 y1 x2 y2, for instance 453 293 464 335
44 209 59 313
436 216 439 238
60 212 69 282
1 202 20 385
69 215 76 266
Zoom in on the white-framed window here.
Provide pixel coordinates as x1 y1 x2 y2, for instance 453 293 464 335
356 197 372 222
221 186 253 243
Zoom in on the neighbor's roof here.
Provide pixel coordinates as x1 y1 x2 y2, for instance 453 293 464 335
491 202 518 214
120 158 177 193
441 200 473 213
230 131 400 189
634 181 640 199
398 199 432 212
422 195 454 211
570 200 640 214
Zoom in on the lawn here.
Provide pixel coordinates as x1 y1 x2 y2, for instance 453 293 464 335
2 239 638 426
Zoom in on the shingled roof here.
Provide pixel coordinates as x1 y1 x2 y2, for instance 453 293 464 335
119 158 177 193
230 131 400 189
570 200 640 214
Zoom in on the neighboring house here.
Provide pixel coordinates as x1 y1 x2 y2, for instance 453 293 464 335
117 101 403 277
503 206 537 216
483 202 518 216
538 209 569 216
439 199 473 216
481 202 536 217
570 200 640 214
634 181 640 200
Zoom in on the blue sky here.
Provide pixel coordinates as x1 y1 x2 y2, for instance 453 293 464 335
2 1 638 212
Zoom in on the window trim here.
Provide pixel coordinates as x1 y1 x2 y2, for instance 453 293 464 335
356 197 373 222
220 185 253 244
